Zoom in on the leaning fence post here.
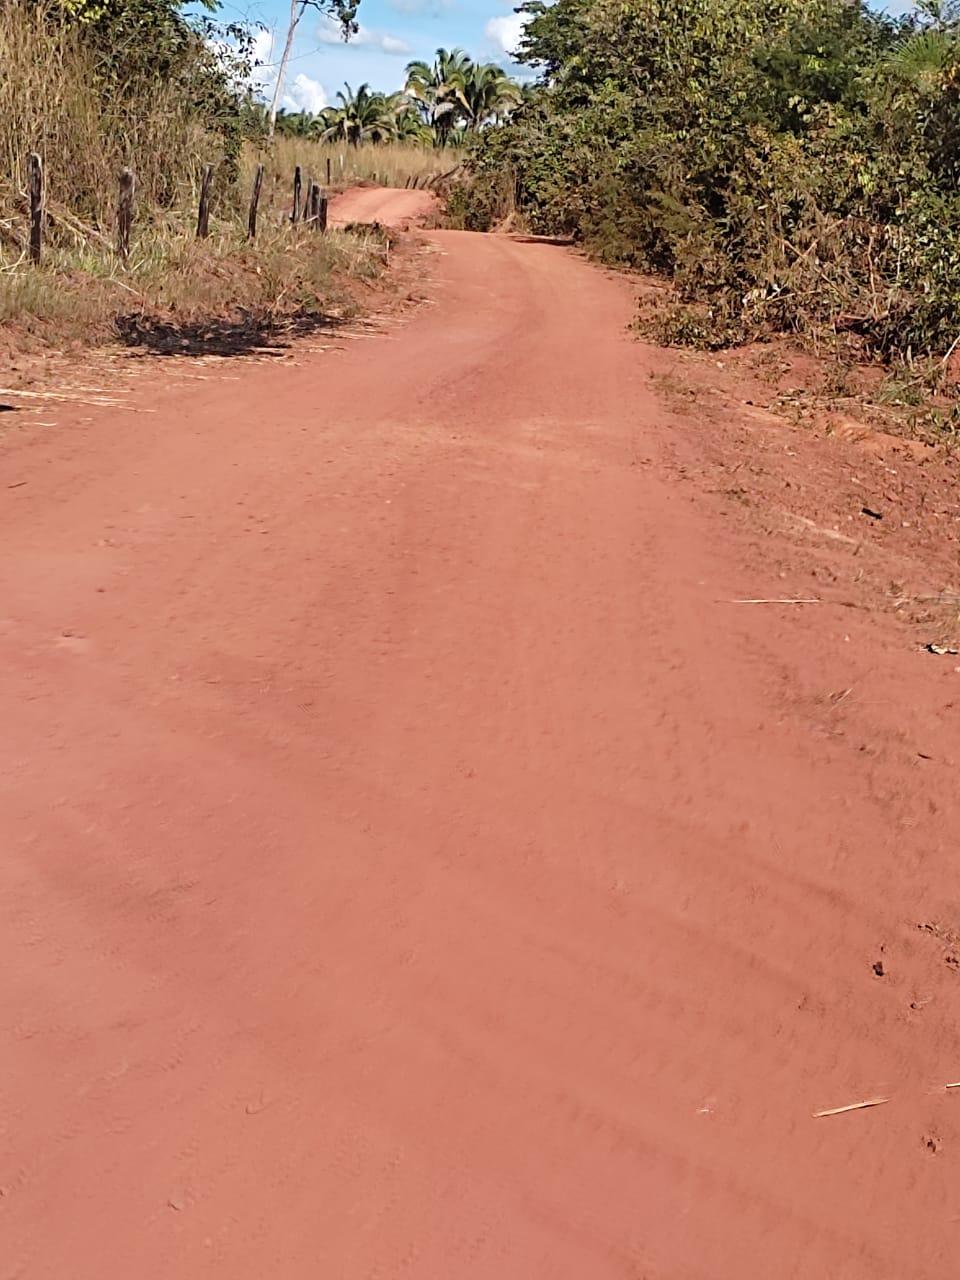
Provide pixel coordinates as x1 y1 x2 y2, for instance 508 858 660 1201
291 165 302 224
116 167 135 261
196 163 213 239
28 152 43 265
247 163 264 241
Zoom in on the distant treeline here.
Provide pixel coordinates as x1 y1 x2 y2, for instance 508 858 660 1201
269 50 524 150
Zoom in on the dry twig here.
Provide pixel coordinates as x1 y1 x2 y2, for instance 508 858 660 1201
814 1098 889 1118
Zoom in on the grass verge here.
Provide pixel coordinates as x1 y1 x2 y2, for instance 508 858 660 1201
0 138 445 361
0 216 390 359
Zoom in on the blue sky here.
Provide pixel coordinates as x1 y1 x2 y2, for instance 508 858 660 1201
220 0 920 116
218 0 529 115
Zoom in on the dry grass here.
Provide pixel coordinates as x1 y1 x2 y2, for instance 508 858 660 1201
247 139 463 200
0 1 221 227
0 216 388 354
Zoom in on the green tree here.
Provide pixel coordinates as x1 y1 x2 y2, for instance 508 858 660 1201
459 0 960 355
461 61 522 129
315 82 398 145
404 47 472 146
273 108 315 136
405 48 521 144
50 0 261 185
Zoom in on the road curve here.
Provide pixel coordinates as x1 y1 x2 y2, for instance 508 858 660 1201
2 193 959 1278
329 185 437 228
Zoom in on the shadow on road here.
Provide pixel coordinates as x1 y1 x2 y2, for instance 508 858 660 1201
114 310 350 359
507 234 576 247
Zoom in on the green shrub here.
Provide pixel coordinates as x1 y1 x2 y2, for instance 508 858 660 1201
465 0 960 358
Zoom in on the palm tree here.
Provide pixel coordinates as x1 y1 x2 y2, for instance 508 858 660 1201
404 47 473 147
405 51 523 143
884 27 959 91
394 100 434 144
461 62 522 130
314 83 398 146
274 108 315 137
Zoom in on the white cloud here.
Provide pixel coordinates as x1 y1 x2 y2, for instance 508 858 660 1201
485 13 528 59
240 29 327 115
317 14 412 56
249 27 277 95
251 27 275 65
283 72 328 115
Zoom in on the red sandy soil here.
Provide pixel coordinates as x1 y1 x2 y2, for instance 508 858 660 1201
3 190 960 1279
330 186 438 230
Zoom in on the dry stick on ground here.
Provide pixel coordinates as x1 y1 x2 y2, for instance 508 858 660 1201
0 214 24 251
196 164 213 239
28 152 42 265
247 163 264 241
426 164 463 190
116 168 135 261
730 598 822 605
814 1098 890 1118
46 202 112 252
291 166 302 224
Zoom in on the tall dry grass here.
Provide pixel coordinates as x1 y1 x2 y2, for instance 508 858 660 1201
0 1 222 231
249 138 463 197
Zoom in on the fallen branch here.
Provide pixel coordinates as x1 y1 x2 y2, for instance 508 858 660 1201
729 598 822 605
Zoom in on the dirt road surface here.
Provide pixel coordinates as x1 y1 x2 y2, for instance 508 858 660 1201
3 190 960 1278
329 186 437 229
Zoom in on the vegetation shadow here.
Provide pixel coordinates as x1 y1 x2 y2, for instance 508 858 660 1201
115 310 351 359
507 234 576 247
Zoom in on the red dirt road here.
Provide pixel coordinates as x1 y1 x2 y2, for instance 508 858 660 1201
3 193 960 1278
329 185 438 229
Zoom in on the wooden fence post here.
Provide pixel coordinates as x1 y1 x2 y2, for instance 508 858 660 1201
116 167 135 261
291 165 302 224
303 181 315 226
28 152 43 265
326 156 331 187
247 163 264 241
317 190 328 232
196 163 213 239
309 182 321 228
